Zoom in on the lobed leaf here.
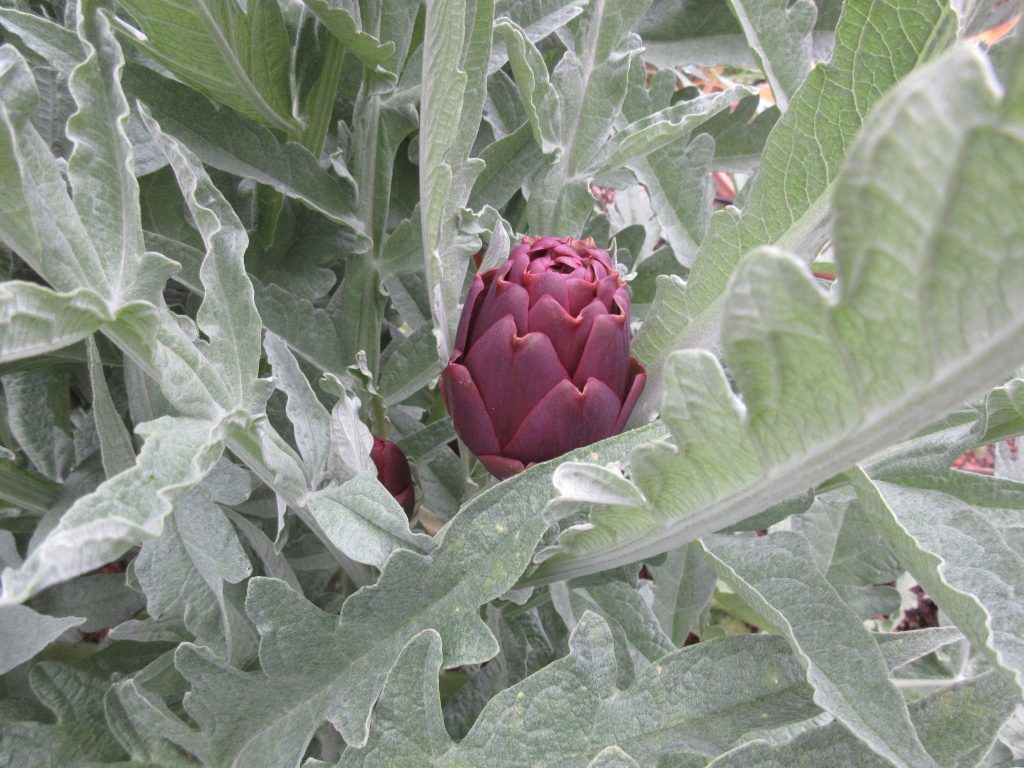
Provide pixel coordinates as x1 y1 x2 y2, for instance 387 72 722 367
0 416 226 604
853 469 1024 696
120 425 660 767
526 43 1024 584
633 0 958 399
341 612 823 766
701 532 936 768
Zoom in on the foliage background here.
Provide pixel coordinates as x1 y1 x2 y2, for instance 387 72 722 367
0 0 1024 765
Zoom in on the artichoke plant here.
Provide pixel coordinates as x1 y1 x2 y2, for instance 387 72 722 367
441 236 646 478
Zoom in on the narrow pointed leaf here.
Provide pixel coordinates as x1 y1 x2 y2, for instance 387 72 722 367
0 604 83 675
86 336 136 478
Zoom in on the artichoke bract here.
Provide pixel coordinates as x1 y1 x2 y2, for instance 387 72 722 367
370 437 415 518
441 236 646 479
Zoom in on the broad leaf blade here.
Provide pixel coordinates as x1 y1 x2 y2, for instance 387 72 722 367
529 45 1024 583
633 0 957 397
142 108 266 413
126 425 660 767
0 282 117 364
115 0 297 132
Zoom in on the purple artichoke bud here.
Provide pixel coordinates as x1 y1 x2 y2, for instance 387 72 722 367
441 236 646 479
370 437 415 518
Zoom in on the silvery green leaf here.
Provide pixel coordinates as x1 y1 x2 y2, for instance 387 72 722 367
701 532 936 768
332 255 387 379
301 0 395 70
982 378 1024 444
142 109 267 414
593 86 747 176
0 281 135 365
790 494 902 620
567 574 676 666
419 0 492 359
304 476 435 569
0 9 81 75
0 416 225 604
28 64 73 158
103 678 200 767
467 122 545 210
0 604 83 675
65 1 168 305
633 0 957 393
379 212 430 329
264 331 330 484
634 0 840 69
146 425 659 766
489 0 589 74
222 508 301 591
494 17 560 154
726 0 816 111
379 324 443 407
700 93 779 174
618 59 715 266
134 463 255 665
28 572 145 642
85 337 135 478
0 45 113 294
341 612 822 766
876 627 966 672
113 0 298 132
853 470 1024 696
707 670 1020 768
0 662 127 764
125 64 363 233
151 230 348 378
647 541 716 646
2 368 74 481
527 45 1024 585
525 0 650 235
589 746 641 767
0 531 21 569
337 630 450 767
326 384 374 480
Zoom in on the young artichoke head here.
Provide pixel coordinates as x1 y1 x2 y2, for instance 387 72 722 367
441 236 646 479
370 437 415 518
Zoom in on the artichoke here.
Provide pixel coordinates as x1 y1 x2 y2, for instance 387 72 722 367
370 437 415 517
441 236 646 479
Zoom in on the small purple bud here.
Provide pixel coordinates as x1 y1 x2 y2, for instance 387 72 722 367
441 236 646 479
370 437 415 518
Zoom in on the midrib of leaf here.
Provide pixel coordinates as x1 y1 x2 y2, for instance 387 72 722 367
548 0 605 229
191 0 295 133
527 309 1024 584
